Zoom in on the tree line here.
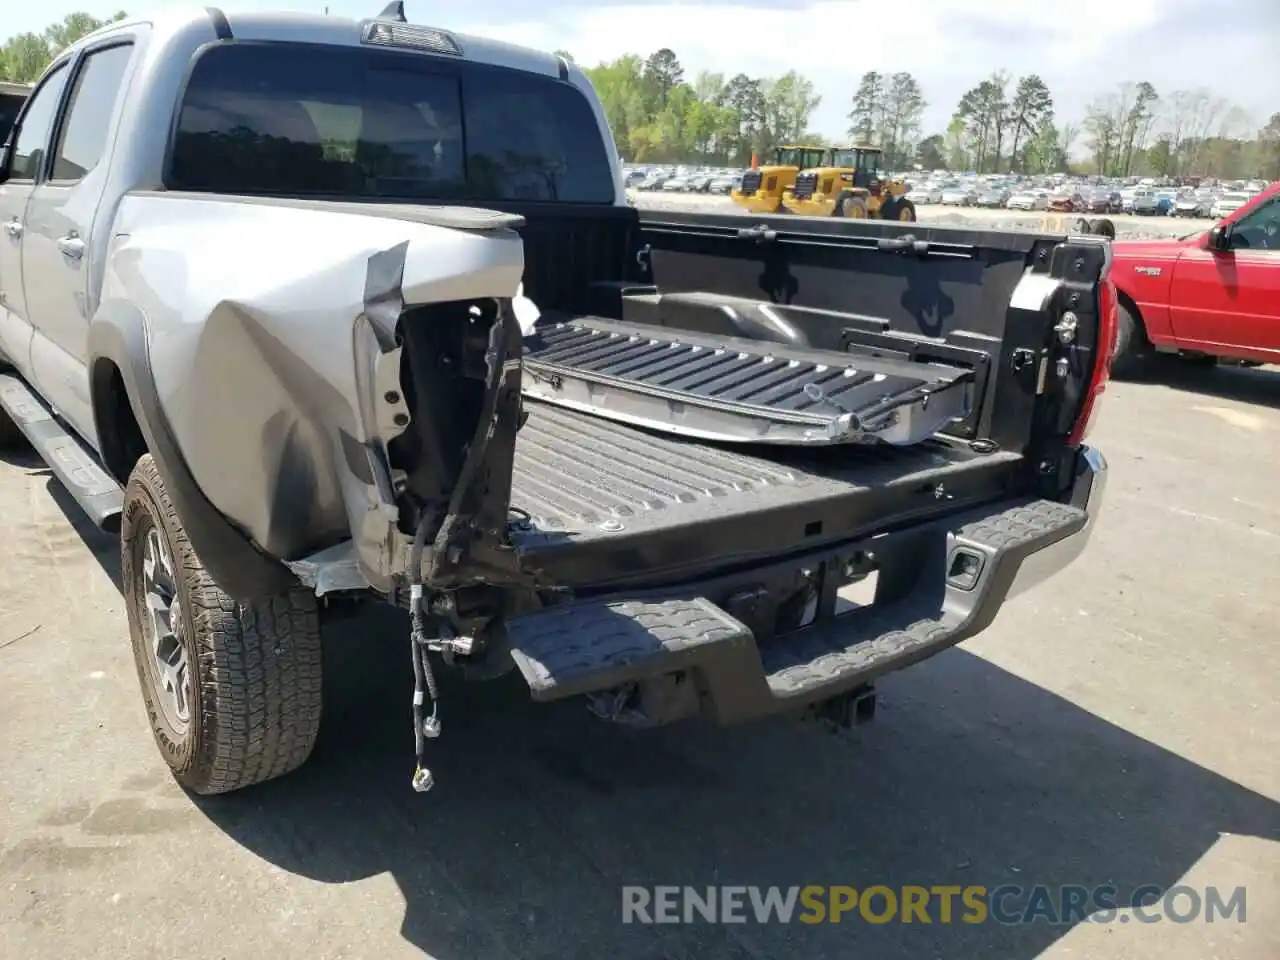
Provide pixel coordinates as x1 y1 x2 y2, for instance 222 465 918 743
940 70 1278 181
1080 83 1277 182
579 49 822 169
4 13 1277 181
579 52 1277 180
0 11 125 82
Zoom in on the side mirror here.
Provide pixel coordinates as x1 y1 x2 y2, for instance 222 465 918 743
1207 225 1231 251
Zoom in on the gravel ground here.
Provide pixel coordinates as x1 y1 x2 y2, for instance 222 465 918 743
2 367 1278 959
632 190 1216 240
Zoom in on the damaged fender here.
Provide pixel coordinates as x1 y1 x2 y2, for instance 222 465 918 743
96 195 528 597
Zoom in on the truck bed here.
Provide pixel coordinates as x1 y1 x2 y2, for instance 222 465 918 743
509 400 1024 588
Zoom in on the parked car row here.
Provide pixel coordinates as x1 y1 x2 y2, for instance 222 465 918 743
625 160 1271 220
900 172 1271 220
624 165 745 195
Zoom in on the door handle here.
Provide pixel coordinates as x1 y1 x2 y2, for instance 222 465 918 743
4 220 20 239
57 234 85 260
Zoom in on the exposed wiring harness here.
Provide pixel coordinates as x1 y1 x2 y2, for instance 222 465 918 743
408 508 441 792
403 300 523 792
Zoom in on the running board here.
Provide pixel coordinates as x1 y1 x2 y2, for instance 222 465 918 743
521 316 973 446
0 373 124 531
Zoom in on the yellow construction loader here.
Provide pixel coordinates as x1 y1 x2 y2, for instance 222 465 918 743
730 145 830 214
781 145 916 221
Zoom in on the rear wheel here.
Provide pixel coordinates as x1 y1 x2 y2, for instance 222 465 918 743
1111 302 1153 380
1090 218 1116 239
121 455 323 795
891 198 917 222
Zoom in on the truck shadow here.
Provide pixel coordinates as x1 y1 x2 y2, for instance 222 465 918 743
183 604 1276 960
0 445 47 469
45 470 1280 958
1146 361 1280 410
47 486 1280 958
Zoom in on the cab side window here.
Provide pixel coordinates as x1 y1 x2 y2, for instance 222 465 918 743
9 63 71 181
1230 198 1279 252
51 43 134 182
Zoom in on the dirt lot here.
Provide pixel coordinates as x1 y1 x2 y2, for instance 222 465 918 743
2 363 1278 960
632 191 1215 240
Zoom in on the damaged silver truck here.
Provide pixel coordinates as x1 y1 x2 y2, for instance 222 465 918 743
0 4 1113 796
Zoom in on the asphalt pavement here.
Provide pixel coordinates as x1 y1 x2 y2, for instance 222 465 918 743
1 362 1277 959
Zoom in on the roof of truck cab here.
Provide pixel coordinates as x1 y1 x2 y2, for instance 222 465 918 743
69 6 566 80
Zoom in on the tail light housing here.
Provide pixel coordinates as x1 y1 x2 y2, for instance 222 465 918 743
1068 271 1118 446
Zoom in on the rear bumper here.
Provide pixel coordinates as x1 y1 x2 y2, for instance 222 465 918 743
504 446 1108 725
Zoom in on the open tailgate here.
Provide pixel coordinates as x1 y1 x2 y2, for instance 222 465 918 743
522 315 974 446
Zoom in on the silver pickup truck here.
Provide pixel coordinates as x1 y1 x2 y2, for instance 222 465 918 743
0 4 1111 797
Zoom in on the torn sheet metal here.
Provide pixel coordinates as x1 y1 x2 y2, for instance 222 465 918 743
108 195 525 591
286 540 371 596
521 316 974 447
512 282 542 336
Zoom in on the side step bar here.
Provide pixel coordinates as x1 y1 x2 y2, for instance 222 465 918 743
504 498 1090 725
0 373 124 531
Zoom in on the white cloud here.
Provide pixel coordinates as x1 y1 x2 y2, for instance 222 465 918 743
455 0 1280 138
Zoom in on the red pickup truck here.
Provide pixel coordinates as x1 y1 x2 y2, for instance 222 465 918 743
1109 181 1279 377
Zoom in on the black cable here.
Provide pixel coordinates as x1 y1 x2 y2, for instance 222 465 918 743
410 637 425 767
408 509 441 783
409 510 441 701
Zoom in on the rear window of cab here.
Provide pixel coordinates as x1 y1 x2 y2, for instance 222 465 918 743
166 41 616 204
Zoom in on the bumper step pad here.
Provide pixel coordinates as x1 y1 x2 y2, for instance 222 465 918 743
506 597 757 701
504 499 1087 723
762 500 1087 699
522 315 973 446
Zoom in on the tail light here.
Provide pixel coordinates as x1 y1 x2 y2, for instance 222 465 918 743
1068 271 1118 446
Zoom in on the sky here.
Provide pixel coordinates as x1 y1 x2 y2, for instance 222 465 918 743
8 0 1279 139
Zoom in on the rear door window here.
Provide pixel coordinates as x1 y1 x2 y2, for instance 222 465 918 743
168 42 615 203
51 43 134 182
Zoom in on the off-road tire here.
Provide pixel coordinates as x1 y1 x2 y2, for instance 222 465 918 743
121 454 323 795
1110 302 1153 380
838 194 868 219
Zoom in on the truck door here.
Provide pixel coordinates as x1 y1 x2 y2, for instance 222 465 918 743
24 40 136 444
0 61 70 380
1168 194 1280 360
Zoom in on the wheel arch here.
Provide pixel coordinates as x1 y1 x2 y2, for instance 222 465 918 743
87 301 295 601
1114 288 1151 345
